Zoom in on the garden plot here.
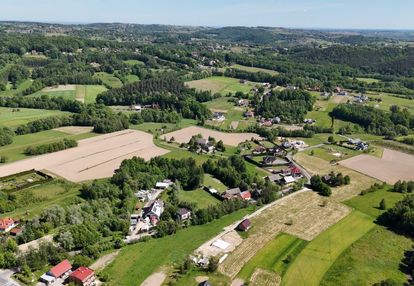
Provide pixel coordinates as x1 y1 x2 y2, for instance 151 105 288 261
163 126 262 147
0 130 169 182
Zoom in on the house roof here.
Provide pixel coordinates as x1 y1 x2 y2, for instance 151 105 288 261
283 176 296 184
177 208 191 216
49 259 72 278
70 266 94 282
239 191 251 200
10 228 22 235
212 239 230 250
223 188 241 197
238 219 251 231
0 218 15 230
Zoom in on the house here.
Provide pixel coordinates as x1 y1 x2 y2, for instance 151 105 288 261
304 118 316 124
272 117 281 124
238 99 249 107
237 219 251 232
244 111 255 118
69 266 96 286
131 105 142 112
212 112 226 122
266 174 283 184
238 191 251 200
337 91 348 96
261 120 273 127
354 94 368 103
0 218 18 233
222 188 241 200
10 228 22 236
144 200 164 226
177 208 192 221
196 138 215 153
262 156 279 166
282 176 296 185
282 141 292 149
290 166 302 177
355 142 369 151
252 145 266 155
135 189 156 202
40 274 56 285
47 259 72 279
155 179 173 189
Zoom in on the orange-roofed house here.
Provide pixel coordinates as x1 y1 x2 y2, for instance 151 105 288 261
47 259 72 279
0 218 18 233
69 266 96 286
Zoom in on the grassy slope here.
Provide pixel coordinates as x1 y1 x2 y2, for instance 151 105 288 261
0 79 33 97
94 72 123 88
230 64 279 76
320 187 409 285
238 233 307 281
178 188 220 209
186 76 255 95
0 130 96 162
0 107 69 128
282 211 375 286
102 208 255 286
0 180 81 219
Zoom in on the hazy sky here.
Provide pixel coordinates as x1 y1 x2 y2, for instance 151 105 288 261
0 0 413 29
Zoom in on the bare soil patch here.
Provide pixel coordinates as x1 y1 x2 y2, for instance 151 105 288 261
250 269 281 286
90 250 120 271
218 190 350 278
340 148 414 184
331 95 351 104
53 126 94 135
0 130 169 182
163 126 262 147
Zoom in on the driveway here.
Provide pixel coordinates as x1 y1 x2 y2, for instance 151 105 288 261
0 270 20 286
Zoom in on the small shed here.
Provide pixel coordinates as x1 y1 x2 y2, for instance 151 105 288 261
237 219 252 232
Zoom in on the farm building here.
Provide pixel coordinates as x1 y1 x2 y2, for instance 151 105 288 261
196 138 215 153
42 259 72 284
69 266 96 286
144 200 165 226
222 188 241 200
238 191 252 200
212 112 226 122
155 179 173 189
237 219 252 232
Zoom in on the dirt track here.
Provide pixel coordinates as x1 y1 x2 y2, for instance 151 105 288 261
163 126 262 146
340 148 414 184
0 130 169 182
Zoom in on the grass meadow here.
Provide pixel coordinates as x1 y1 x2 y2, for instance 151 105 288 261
186 76 256 95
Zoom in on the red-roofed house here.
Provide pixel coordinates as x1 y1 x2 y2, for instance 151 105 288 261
0 218 18 233
290 166 302 177
237 219 251 232
238 191 252 201
10 228 22 236
47 259 72 279
69 266 96 286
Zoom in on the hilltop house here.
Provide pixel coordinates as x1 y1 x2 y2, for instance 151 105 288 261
0 218 18 233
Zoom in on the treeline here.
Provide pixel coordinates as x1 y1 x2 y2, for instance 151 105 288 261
97 78 212 120
378 195 414 236
24 139 78 156
130 109 181 125
0 127 14 146
111 156 204 190
330 104 413 136
310 175 332 197
256 89 315 123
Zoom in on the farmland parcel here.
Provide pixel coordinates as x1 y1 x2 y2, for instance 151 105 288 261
0 130 169 182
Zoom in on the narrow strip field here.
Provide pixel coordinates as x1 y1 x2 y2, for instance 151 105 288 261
281 211 375 286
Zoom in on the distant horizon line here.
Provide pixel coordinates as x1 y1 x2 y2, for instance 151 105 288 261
1 19 414 32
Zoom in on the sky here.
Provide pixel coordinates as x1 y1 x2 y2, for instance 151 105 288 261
0 0 413 30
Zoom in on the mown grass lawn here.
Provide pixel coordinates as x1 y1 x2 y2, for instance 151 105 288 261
94 72 123 88
0 130 96 163
102 208 255 286
237 233 307 281
230 64 279 76
203 174 227 192
366 91 414 115
186 76 255 95
178 188 220 209
0 107 70 128
282 211 375 286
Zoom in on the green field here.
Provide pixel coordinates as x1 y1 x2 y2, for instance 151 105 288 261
0 79 33 97
203 174 227 192
178 188 220 209
282 211 375 286
0 107 70 128
305 144 362 162
94 72 123 88
123 60 145 66
366 91 414 114
186 76 256 95
356 77 381 84
0 129 96 163
238 233 307 281
230 64 279 76
124 74 140 84
0 180 81 220
31 85 106 104
102 208 255 286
